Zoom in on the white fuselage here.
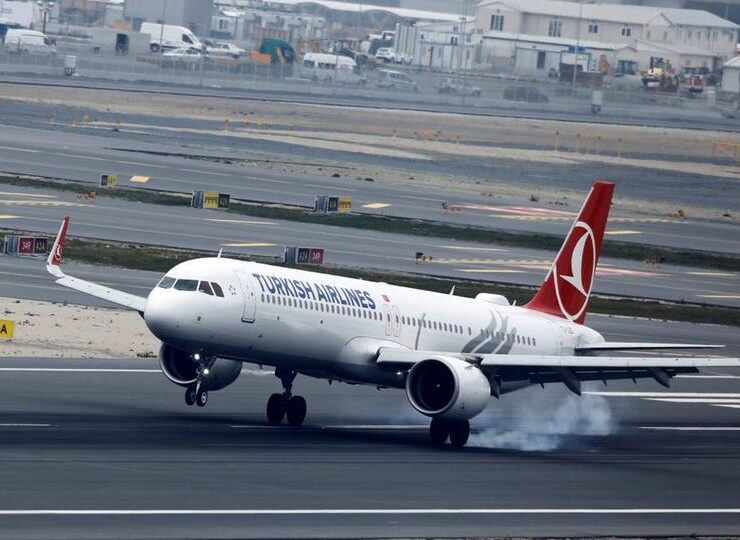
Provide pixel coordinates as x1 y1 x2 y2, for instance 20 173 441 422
144 257 604 388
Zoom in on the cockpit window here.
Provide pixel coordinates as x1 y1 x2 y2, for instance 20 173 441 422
157 276 176 289
173 279 198 291
198 281 214 295
211 282 225 297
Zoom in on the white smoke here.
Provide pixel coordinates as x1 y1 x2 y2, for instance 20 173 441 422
468 388 615 451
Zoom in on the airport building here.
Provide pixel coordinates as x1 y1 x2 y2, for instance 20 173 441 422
474 0 739 73
124 0 212 35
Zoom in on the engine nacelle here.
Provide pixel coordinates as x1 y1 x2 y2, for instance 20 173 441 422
405 356 491 420
159 344 241 391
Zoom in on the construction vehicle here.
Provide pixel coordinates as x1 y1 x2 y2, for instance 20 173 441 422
641 57 678 91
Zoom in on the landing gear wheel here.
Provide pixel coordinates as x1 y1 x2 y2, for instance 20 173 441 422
286 395 307 426
184 386 196 406
195 389 208 407
429 418 449 445
449 420 470 448
267 393 287 424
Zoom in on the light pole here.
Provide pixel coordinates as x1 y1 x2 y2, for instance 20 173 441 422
572 0 584 88
37 0 55 34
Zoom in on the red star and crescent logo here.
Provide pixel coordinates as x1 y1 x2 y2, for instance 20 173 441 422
552 221 596 322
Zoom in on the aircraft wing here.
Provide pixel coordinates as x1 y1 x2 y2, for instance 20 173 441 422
45 217 148 313
575 342 724 352
375 347 740 393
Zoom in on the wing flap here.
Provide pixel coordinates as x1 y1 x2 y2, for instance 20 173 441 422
46 217 148 312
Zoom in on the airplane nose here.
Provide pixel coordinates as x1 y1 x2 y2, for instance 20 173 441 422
144 290 173 341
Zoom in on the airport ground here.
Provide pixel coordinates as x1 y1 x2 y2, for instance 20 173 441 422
0 79 739 538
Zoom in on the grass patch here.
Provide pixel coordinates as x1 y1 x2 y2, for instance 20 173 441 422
3 173 739 271
7 229 738 327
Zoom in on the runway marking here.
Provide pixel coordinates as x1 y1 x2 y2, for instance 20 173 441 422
456 269 525 274
114 160 168 169
0 145 40 153
647 398 740 404
604 230 641 236
0 192 56 198
0 368 159 373
687 272 735 277
129 175 150 183
362 203 391 209
0 200 84 207
677 375 740 379
586 392 740 399
221 242 275 248
0 423 51 428
178 168 230 177
696 294 740 300
640 426 740 432
0 214 18 219
715 404 740 410
1 509 740 516
205 219 275 226
229 424 428 430
51 153 105 161
441 246 508 253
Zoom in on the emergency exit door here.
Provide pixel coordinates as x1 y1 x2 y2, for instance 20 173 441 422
235 272 256 323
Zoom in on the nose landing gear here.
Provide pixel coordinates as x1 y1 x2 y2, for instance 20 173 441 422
266 368 307 426
184 351 212 408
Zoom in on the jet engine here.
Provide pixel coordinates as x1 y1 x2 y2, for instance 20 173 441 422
158 344 241 391
405 356 490 420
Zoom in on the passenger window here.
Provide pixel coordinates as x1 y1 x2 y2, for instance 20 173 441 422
198 281 214 295
157 276 176 289
211 283 225 297
173 279 198 291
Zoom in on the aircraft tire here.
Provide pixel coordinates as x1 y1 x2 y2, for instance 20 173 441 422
429 418 449 445
449 420 470 448
286 396 307 426
267 393 287 424
185 386 196 406
196 389 208 407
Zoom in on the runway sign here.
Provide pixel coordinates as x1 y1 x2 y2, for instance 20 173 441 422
284 246 325 265
3 235 48 256
0 320 13 339
192 191 230 209
100 174 118 187
314 195 352 214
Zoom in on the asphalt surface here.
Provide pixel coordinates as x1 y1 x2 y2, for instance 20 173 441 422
0 101 738 256
0 197 738 308
1 350 739 539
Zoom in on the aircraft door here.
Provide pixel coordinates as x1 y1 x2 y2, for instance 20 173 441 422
383 304 392 336
391 305 401 337
234 272 256 323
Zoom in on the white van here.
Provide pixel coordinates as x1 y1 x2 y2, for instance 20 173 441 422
3 29 56 56
299 53 365 85
140 22 202 53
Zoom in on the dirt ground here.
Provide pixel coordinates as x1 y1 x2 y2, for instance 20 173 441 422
0 297 159 358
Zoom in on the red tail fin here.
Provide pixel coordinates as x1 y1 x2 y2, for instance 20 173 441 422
524 181 614 324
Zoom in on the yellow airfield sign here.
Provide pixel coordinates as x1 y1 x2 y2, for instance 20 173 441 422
0 319 14 339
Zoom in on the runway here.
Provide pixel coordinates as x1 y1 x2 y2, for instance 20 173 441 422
1 210 739 308
1 352 739 538
0 103 738 256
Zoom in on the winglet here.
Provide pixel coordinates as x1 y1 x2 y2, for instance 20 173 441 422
524 181 614 325
46 216 70 277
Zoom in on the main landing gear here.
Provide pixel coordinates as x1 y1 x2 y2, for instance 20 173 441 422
184 351 211 408
266 368 307 426
429 418 470 447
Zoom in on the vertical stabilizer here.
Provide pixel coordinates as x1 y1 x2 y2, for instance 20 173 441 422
524 181 614 324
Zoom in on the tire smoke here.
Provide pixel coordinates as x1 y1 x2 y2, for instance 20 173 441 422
468 388 615 451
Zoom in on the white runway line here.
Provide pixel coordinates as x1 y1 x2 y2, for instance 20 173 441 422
640 426 740 431
0 368 159 373
677 375 740 380
647 398 740 404
0 423 51 428
1 509 740 516
585 392 740 398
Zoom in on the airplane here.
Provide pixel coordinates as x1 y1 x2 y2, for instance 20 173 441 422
45 180 740 447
